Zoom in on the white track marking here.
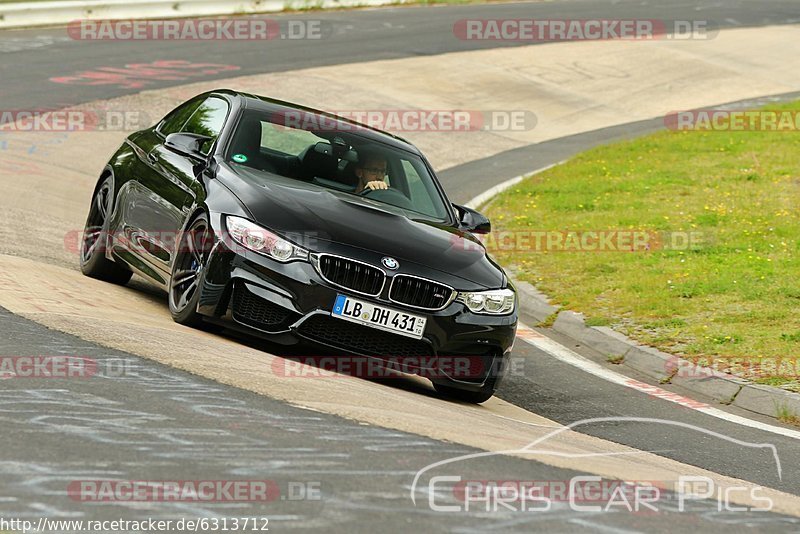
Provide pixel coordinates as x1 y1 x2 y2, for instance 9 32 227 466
464 162 563 210
516 324 800 440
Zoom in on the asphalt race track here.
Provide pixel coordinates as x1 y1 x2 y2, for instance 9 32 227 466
5 309 799 531
2 0 800 532
2 0 800 110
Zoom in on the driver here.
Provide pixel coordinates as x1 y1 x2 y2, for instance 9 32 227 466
354 153 389 194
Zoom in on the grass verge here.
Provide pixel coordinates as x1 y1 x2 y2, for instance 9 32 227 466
776 404 800 426
487 100 800 388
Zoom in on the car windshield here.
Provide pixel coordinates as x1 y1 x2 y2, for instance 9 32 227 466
225 109 451 222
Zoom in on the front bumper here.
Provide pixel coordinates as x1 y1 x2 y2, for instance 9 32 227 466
197 240 518 390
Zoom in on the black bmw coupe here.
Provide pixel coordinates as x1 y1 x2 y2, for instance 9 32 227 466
80 90 518 403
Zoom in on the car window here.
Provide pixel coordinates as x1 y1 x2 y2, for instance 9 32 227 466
158 99 203 136
260 121 320 155
226 109 451 222
403 159 436 216
182 97 229 154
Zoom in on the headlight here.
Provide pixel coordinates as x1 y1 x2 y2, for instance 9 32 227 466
456 288 515 315
225 216 308 262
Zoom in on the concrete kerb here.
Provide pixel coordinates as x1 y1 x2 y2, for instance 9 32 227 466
532 280 800 421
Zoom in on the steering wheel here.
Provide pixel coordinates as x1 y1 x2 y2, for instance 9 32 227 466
358 186 379 196
359 187 415 210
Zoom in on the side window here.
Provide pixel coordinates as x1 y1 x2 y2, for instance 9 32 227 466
402 159 435 215
158 99 202 136
182 97 229 154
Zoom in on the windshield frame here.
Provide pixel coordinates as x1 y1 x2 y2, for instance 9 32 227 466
220 106 457 227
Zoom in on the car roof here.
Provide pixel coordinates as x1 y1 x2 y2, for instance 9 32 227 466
209 89 423 154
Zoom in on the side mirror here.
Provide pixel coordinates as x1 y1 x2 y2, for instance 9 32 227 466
454 204 491 234
165 132 212 160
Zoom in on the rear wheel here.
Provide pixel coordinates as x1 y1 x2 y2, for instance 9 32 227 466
169 214 213 327
80 175 132 285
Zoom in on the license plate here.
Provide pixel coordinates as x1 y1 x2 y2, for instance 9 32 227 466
331 294 426 339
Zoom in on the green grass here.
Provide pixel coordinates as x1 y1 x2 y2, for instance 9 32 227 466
536 312 559 328
776 404 800 427
487 100 800 383
607 353 625 365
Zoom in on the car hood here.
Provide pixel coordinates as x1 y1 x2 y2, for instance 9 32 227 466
218 165 505 289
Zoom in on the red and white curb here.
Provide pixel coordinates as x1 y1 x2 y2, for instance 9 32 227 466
516 324 800 440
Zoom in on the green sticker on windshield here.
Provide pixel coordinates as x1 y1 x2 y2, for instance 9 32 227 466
232 154 248 163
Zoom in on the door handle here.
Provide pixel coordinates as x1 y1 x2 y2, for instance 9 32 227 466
147 152 158 164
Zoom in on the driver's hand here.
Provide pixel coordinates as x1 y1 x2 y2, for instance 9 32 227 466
365 180 388 191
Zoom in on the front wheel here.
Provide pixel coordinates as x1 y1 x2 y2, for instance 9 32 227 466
433 373 498 404
80 175 132 285
169 214 213 327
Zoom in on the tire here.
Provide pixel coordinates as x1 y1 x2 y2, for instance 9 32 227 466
80 175 133 285
433 373 498 404
169 213 213 327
